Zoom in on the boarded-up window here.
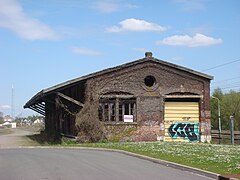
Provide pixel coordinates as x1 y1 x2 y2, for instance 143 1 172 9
99 97 136 122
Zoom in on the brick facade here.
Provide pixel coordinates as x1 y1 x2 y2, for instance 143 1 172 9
24 52 213 142
83 59 212 142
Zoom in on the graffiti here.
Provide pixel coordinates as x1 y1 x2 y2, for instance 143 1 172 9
168 123 199 142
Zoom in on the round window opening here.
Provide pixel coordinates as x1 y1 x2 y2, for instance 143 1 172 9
144 75 156 87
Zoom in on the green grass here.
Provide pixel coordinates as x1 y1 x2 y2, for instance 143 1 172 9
64 141 240 175
26 131 240 175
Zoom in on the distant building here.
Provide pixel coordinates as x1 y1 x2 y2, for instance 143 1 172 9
3 115 12 122
3 122 11 126
24 52 213 142
2 121 16 128
11 122 16 128
33 119 44 125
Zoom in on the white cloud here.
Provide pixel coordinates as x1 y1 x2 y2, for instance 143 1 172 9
107 18 167 32
158 33 223 47
0 105 11 109
0 0 58 40
71 47 102 56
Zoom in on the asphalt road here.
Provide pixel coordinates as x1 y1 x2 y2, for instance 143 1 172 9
0 148 213 180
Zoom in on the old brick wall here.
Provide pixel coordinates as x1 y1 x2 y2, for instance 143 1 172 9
200 80 212 142
79 60 211 141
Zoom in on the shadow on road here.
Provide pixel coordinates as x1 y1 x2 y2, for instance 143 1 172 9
27 131 61 145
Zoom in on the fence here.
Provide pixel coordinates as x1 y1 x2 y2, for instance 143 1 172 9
211 130 240 144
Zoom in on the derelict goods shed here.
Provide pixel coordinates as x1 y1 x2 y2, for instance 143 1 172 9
24 52 213 142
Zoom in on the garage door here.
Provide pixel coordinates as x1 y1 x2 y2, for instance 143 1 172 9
164 101 200 142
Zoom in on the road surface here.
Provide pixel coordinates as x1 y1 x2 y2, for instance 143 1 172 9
0 148 213 180
0 129 214 180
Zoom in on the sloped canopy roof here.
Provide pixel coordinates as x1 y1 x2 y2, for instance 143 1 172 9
24 52 213 114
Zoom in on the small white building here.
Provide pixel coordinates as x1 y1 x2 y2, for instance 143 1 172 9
11 122 17 128
2 121 17 128
3 115 13 122
33 119 44 125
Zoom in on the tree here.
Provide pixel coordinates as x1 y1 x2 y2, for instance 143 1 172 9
221 90 240 130
211 89 240 130
0 112 3 124
211 88 223 130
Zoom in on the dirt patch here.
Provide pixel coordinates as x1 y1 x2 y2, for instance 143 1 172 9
0 128 39 148
0 128 13 136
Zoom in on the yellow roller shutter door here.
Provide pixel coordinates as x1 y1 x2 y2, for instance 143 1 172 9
164 101 200 142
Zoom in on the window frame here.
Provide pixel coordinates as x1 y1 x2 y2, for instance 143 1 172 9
99 96 136 123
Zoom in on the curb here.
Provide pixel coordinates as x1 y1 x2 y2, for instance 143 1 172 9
14 146 219 179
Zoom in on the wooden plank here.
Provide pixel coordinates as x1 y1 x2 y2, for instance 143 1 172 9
57 92 84 107
33 104 45 111
29 107 45 116
30 105 45 113
37 102 45 108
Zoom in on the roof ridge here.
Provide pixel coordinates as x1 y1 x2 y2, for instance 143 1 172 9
24 53 213 108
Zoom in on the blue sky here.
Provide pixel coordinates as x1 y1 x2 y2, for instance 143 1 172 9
0 0 240 117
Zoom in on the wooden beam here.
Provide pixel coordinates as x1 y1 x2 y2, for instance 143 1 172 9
30 105 45 113
29 106 45 116
36 103 45 109
33 103 45 110
57 92 84 107
33 105 45 112
31 107 45 115
115 98 119 122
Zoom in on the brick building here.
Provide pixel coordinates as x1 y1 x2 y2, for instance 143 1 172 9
24 52 213 142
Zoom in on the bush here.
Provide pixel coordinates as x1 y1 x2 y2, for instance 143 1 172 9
75 102 106 143
76 119 106 143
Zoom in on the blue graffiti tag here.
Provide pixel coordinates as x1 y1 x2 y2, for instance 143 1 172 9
168 123 199 142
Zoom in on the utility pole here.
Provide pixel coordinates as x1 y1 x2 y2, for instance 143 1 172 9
11 84 14 120
230 98 240 145
230 114 234 145
211 96 221 144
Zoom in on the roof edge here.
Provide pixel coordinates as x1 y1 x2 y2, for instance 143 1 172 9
43 57 213 94
24 53 213 109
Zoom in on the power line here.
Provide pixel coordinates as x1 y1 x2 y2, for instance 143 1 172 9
211 85 240 92
202 58 240 72
212 76 240 84
211 81 240 89
221 85 240 90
